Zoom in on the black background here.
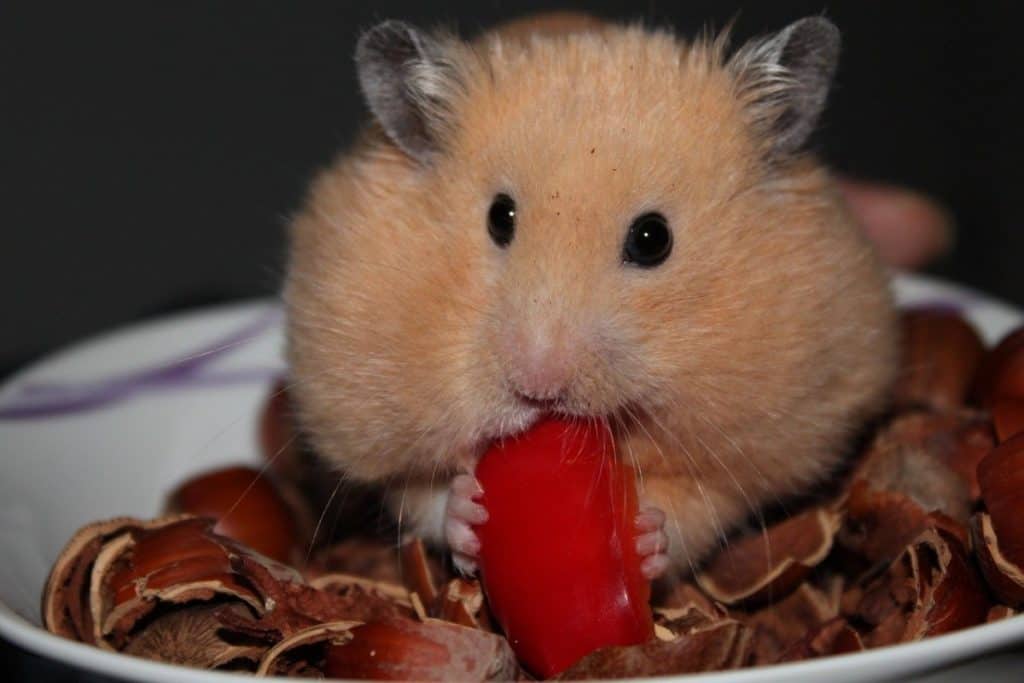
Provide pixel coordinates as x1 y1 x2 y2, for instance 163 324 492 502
1 0 1020 677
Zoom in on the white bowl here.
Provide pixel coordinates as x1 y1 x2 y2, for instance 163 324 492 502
1 273 1022 682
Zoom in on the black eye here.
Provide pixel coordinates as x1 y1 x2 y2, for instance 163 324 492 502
487 194 516 247
623 213 672 267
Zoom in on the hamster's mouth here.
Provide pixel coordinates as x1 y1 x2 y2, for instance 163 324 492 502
479 393 618 446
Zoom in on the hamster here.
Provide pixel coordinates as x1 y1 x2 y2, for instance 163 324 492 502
283 12 898 578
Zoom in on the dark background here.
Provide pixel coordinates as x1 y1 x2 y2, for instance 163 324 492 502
1 1 1021 377
0 0 1020 677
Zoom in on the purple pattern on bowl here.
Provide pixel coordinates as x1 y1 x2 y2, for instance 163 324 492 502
0 309 284 420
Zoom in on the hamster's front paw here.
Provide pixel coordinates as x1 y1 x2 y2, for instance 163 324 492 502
635 503 670 580
444 473 488 575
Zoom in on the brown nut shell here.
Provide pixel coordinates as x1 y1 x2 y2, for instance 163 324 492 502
41 516 156 643
741 582 841 665
98 517 273 647
123 603 266 670
850 410 984 510
304 536 405 585
987 605 1017 622
323 617 519 681
970 512 1024 606
433 578 492 630
776 617 864 663
972 325 1024 408
308 572 411 605
254 620 360 676
400 536 439 605
977 432 1024 567
857 528 988 647
894 309 985 411
165 465 301 564
555 620 750 679
696 507 839 606
991 396 1024 443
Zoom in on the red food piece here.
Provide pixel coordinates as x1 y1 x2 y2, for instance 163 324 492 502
474 416 653 677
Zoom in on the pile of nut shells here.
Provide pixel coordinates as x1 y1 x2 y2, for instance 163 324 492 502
41 308 1024 679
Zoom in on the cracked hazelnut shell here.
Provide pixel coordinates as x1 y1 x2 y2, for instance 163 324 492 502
165 465 301 564
42 517 171 644
777 617 864 662
856 529 988 647
972 325 1024 408
554 620 750 679
253 621 359 676
696 507 840 606
991 396 1024 443
971 513 1024 606
977 432 1024 567
323 617 519 681
741 582 841 665
894 309 985 411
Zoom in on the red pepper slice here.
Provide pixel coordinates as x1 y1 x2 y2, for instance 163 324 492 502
474 416 653 677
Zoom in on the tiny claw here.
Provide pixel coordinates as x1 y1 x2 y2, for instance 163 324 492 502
641 553 671 580
634 502 670 580
635 505 666 533
636 529 668 556
445 474 488 576
452 552 479 577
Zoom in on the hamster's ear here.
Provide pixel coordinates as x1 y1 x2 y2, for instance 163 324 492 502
728 17 840 157
355 21 464 163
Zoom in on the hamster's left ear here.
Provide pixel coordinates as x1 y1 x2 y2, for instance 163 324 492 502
728 17 840 157
355 21 465 163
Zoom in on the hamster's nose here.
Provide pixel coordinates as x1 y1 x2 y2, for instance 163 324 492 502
505 337 575 402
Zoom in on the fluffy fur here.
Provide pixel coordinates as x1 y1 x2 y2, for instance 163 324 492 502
283 15 899 574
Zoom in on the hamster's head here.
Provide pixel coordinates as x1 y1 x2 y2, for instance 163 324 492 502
285 17 897 488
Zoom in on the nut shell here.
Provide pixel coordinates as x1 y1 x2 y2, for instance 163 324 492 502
696 507 840 606
856 528 988 646
41 517 164 644
741 582 841 665
991 396 1024 443
976 432 1024 567
777 617 864 662
323 617 519 681
972 325 1024 408
434 578 492 630
555 620 750 680
970 512 1024 606
123 603 265 670
894 309 985 411
98 517 276 647
165 465 302 564
254 621 359 676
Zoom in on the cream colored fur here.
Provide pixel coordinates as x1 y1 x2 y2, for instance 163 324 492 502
283 17 898 573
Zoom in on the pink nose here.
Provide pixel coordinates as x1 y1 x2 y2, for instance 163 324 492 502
507 339 574 401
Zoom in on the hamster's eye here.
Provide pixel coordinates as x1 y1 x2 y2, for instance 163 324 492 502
487 194 516 247
623 213 672 267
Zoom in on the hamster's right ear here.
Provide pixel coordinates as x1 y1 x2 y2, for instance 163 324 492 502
728 17 840 158
355 21 465 163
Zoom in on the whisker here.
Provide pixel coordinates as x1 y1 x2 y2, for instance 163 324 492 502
306 472 346 564
640 406 729 552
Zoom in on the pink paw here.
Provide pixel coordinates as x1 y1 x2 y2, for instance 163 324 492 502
444 473 488 575
635 504 670 580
